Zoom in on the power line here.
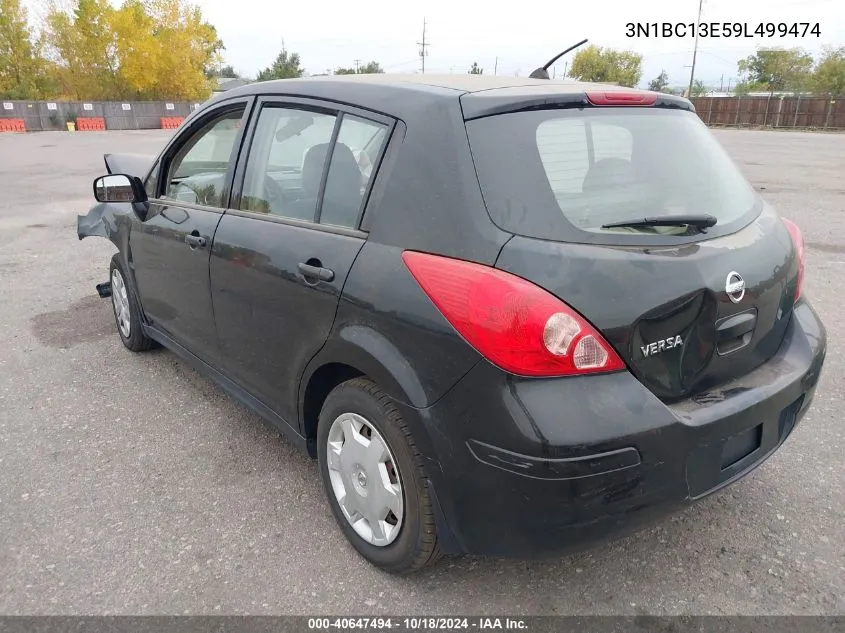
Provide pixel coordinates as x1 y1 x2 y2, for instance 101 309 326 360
417 18 430 73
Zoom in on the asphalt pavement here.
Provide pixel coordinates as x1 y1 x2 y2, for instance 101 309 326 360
0 128 842 615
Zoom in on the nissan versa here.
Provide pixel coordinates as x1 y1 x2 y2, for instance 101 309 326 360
78 73 827 574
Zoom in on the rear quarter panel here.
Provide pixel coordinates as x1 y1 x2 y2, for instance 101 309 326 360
307 241 484 411
304 92 513 411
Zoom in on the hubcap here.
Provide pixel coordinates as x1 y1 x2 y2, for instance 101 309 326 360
326 413 404 547
111 269 131 338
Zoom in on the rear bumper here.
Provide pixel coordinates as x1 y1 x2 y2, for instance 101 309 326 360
402 301 826 557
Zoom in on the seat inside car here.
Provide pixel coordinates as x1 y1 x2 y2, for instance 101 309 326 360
284 142 362 226
319 142 364 227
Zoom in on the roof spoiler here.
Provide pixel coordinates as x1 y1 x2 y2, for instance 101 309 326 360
529 39 589 80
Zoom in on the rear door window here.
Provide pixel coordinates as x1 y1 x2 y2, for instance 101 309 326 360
320 115 388 228
465 108 760 244
238 105 389 229
239 106 338 221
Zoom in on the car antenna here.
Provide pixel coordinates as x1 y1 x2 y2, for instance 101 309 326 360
529 39 589 80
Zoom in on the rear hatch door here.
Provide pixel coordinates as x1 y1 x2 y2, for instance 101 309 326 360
463 96 801 402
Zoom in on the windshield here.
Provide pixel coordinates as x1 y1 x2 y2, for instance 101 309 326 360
465 107 760 242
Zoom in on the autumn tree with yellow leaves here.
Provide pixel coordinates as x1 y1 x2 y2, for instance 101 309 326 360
1 0 224 101
0 0 55 98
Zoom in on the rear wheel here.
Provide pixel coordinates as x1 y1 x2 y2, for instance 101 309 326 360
317 378 441 574
109 254 154 352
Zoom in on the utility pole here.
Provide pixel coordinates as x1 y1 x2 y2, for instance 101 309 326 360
354 59 360 73
687 0 704 97
563 61 568 78
417 19 430 73
719 74 724 92
494 56 498 75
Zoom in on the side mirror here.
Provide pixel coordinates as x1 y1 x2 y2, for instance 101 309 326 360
93 174 146 203
93 173 150 221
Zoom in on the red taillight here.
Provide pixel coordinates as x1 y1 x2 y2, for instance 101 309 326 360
782 218 805 302
401 251 626 377
586 91 658 106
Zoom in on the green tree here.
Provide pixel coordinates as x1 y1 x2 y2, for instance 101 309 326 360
358 61 383 74
42 0 118 99
469 62 483 75
737 47 814 95
207 64 239 79
257 47 305 80
647 69 669 93
0 0 46 98
219 64 239 78
335 61 383 75
690 80 708 97
734 80 769 95
569 45 642 87
811 46 845 96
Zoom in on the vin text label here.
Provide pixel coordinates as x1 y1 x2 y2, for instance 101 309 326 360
626 22 821 38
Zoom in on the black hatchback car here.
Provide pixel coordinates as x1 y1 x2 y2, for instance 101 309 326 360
79 74 826 574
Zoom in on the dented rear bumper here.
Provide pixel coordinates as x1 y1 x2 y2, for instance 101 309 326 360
397 300 826 557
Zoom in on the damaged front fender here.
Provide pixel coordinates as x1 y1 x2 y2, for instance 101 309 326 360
77 201 135 246
76 199 141 267
78 202 118 241
78 152 156 244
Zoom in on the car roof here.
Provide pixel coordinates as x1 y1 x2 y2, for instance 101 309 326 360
235 72 615 95
208 73 654 120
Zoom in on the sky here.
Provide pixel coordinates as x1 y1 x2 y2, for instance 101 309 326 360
25 0 845 89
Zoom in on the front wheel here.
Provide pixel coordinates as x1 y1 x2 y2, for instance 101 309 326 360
317 378 441 574
109 254 154 352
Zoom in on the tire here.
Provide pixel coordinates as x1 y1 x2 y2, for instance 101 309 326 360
317 377 441 574
109 254 154 353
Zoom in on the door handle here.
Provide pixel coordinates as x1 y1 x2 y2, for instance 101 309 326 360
185 232 207 249
715 308 757 355
716 310 757 341
298 262 334 282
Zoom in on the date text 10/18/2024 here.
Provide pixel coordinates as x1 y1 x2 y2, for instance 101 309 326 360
308 618 528 631
626 22 821 38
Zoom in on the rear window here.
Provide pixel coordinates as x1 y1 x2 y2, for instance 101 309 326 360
465 107 760 243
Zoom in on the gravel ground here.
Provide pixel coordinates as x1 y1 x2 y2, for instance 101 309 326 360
0 128 842 616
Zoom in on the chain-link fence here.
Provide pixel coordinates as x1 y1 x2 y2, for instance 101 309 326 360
690 95 844 129
0 100 202 131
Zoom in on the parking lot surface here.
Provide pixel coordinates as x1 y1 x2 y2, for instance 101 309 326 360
0 128 842 615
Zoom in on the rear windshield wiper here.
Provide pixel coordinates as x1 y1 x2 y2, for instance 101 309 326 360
601 214 718 232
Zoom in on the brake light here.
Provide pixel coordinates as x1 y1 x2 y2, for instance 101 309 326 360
401 251 626 377
782 218 805 302
586 91 658 106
